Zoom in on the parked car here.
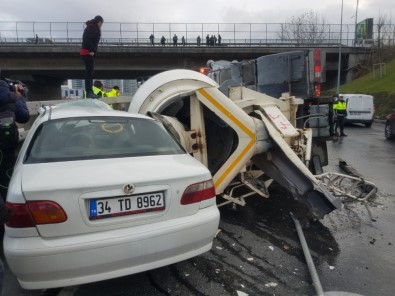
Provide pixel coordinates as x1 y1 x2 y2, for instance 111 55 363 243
341 94 375 127
4 101 220 289
385 109 395 140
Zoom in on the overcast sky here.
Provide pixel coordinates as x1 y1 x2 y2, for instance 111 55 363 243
1 0 394 25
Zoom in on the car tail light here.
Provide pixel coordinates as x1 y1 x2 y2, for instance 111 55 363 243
6 201 67 228
6 203 35 228
180 180 216 205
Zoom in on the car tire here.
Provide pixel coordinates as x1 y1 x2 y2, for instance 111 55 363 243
385 121 394 140
364 122 372 127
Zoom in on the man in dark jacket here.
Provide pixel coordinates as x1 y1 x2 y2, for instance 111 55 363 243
0 80 29 201
80 15 104 98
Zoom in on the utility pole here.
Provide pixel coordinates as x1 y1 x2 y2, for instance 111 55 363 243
336 0 344 94
354 0 359 43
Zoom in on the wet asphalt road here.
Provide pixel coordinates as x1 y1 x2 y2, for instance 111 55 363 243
1 121 394 296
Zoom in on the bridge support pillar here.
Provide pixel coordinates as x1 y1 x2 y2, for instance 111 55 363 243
13 75 66 101
345 53 369 83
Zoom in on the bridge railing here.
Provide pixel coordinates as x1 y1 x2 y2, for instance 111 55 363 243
1 21 394 47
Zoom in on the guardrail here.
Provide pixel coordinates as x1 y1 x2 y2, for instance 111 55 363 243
1 21 394 47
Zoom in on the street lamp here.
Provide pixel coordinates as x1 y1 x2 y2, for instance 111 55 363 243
354 0 359 40
336 0 344 94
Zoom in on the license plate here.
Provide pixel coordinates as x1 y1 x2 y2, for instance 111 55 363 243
89 192 165 220
350 112 361 115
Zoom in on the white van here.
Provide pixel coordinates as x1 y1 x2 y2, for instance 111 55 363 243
341 94 375 127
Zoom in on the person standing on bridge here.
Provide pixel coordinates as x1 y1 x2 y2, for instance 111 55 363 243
149 34 155 46
160 35 166 46
80 15 104 98
173 34 178 46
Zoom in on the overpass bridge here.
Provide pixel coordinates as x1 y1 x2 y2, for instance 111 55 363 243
0 21 378 99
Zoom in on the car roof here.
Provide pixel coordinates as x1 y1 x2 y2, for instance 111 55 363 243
38 102 150 122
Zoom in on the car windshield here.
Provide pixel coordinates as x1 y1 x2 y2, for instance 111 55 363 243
24 116 185 163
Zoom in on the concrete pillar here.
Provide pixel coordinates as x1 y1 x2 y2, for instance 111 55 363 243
345 53 363 83
18 76 67 101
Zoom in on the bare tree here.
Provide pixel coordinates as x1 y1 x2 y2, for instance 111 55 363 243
279 11 328 45
376 13 394 48
375 12 395 63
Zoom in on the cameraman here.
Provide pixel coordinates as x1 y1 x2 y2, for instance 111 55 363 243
0 80 29 202
0 80 29 296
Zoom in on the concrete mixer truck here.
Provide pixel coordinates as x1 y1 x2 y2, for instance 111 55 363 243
128 69 342 220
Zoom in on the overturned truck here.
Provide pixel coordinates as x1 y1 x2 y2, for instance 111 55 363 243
128 69 342 219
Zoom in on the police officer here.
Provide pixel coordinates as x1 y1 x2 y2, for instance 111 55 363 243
333 94 347 136
0 80 29 201
107 86 121 110
92 80 107 98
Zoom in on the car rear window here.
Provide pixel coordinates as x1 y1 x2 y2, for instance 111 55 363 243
24 116 185 163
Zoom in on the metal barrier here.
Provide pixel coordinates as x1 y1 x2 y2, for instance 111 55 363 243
316 172 377 202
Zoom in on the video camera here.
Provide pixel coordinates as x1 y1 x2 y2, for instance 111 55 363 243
1 78 28 97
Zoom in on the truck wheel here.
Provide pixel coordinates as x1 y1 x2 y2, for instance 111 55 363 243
385 121 394 139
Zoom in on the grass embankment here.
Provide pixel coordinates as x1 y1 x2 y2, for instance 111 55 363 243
328 58 395 118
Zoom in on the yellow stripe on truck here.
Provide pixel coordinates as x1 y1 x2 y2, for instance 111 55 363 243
197 88 255 189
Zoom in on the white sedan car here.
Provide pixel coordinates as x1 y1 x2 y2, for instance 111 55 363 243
4 101 219 289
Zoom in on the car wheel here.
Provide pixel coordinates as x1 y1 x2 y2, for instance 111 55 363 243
364 122 372 127
385 121 394 140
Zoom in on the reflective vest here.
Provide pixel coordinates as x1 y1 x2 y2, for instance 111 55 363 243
106 89 120 97
334 100 347 115
92 86 103 97
92 86 106 97
334 100 347 110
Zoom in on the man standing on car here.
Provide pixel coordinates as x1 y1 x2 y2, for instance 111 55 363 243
80 15 104 98
333 94 347 136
